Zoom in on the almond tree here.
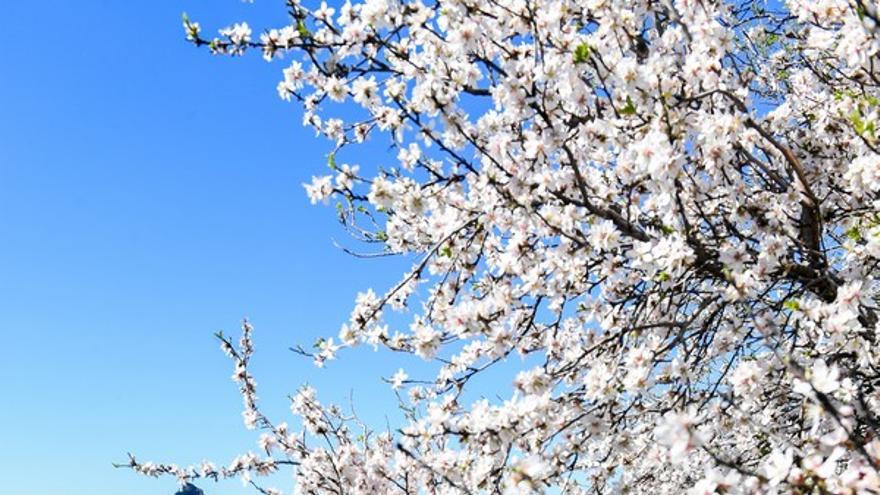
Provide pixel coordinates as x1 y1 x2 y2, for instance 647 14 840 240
123 1 880 493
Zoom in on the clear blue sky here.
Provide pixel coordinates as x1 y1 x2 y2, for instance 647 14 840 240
0 2 415 494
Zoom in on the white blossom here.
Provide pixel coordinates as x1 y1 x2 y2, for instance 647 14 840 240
131 2 880 494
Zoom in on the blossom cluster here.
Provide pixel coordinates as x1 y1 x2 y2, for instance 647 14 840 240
125 1 880 493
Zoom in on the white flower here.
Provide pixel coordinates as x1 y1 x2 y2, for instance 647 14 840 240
589 220 620 251
352 76 379 107
811 359 841 394
764 448 793 486
183 18 201 41
729 359 762 398
303 175 333 204
412 321 440 359
514 367 551 395
390 368 408 390
510 455 551 492
258 433 278 453
654 409 702 460
334 163 359 190
583 362 614 401
314 2 335 22
324 76 347 102
367 176 395 209
219 22 252 45
362 0 391 27
794 359 840 396
282 61 305 90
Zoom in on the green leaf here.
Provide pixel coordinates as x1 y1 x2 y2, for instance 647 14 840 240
656 271 671 282
313 337 325 349
573 43 591 64
848 107 875 138
620 96 637 116
440 245 453 257
297 19 311 39
850 109 866 134
327 152 337 170
783 300 800 311
846 226 863 242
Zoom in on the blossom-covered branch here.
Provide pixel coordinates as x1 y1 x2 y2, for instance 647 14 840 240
129 0 880 493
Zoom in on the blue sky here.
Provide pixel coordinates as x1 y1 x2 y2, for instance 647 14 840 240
0 1 418 494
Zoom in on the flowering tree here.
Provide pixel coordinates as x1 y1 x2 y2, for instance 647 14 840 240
122 0 880 493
